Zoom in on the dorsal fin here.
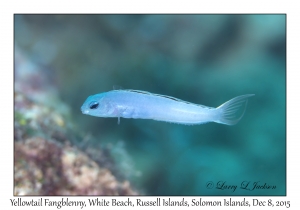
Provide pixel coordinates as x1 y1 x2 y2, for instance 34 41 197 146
116 89 210 109
113 85 123 90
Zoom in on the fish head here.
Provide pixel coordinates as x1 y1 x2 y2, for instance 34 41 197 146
81 93 114 117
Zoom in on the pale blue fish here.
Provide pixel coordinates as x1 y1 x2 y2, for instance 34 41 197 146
81 90 254 125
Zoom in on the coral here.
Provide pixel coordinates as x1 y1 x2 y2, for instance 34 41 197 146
14 48 138 195
14 137 137 195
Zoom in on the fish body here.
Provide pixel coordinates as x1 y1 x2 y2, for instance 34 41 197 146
81 90 254 125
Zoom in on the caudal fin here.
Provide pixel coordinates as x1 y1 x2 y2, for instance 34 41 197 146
215 94 254 125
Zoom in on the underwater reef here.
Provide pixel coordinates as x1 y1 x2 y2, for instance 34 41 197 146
14 48 138 195
14 15 286 195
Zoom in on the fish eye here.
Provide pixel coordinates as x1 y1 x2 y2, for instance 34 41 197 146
89 101 99 109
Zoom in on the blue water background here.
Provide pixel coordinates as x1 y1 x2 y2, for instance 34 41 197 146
15 14 286 195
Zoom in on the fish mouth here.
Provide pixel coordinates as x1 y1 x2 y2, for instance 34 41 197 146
81 107 89 114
